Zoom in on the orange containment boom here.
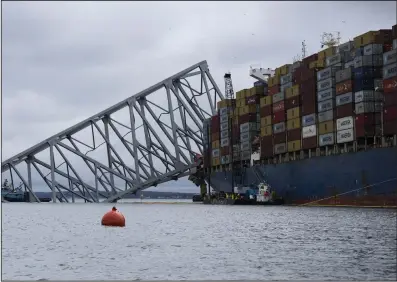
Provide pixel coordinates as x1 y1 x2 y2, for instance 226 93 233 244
101 207 126 227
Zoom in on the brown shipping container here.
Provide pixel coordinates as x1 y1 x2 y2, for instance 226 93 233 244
301 100 317 116
383 119 397 135
302 53 318 67
375 29 393 44
260 136 274 158
260 105 272 117
336 103 355 119
285 96 300 110
300 78 316 95
211 132 220 142
239 113 257 124
302 136 317 150
221 146 230 156
273 132 286 144
287 128 301 141
336 80 353 95
261 135 273 146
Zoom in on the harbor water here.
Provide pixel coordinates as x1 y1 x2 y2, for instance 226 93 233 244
2 201 396 280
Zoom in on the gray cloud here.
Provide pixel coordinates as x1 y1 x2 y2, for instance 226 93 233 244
2 1 396 193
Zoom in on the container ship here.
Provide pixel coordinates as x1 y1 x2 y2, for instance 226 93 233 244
195 27 397 207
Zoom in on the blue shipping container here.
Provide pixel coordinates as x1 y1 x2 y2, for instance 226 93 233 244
354 47 364 57
254 81 268 87
354 66 382 80
354 78 375 92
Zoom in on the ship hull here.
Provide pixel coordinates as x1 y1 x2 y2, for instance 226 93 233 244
207 147 397 208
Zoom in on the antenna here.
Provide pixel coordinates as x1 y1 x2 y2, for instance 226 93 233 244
320 31 342 48
224 72 235 99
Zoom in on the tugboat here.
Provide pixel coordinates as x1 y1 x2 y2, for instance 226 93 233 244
1 179 51 202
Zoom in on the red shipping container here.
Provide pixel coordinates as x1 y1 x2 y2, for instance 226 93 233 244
273 101 285 113
375 29 393 44
268 85 281 96
336 103 354 119
302 136 317 149
383 43 393 52
273 132 286 144
383 119 397 135
285 96 300 110
336 80 353 95
383 77 397 93
301 100 316 116
384 106 397 121
246 95 260 105
260 105 272 117
355 113 381 126
287 128 301 141
221 146 230 156
211 133 219 142
355 124 380 138
272 111 285 123
300 68 317 83
239 113 257 124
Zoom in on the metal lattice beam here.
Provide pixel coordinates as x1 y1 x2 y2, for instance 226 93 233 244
2 60 223 203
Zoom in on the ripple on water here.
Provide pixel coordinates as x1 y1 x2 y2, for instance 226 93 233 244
2 203 396 280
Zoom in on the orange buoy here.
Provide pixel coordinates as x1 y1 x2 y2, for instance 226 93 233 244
101 207 125 227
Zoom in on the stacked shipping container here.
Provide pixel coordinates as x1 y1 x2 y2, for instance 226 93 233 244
206 26 397 169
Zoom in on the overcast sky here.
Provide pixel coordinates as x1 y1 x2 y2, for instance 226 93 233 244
2 1 396 193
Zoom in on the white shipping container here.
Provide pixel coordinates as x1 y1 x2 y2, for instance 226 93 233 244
336 116 354 131
354 90 375 103
318 133 335 147
355 102 375 115
272 92 285 103
302 125 317 139
337 41 354 53
220 122 229 131
212 149 220 158
374 79 383 91
219 107 232 116
363 44 383 55
317 66 340 82
326 53 345 67
274 143 287 154
383 63 397 80
317 77 335 92
337 128 354 144
220 129 229 139
301 113 316 127
240 150 251 160
240 122 256 133
374 102 382 112
221 137 229 147
317 88 336 102
240 141 251 151
335 67 353 84
344 61 354 69
220 114 229 124
280 73 292 85
281 82 293 93
240 131 256 142
318 99 335 112
335 92 353 106
318 109 334 123
221 155 231 164
273 122 286 134
292 61 301 71
383 49 397 65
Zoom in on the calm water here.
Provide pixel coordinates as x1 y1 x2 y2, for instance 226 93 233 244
2 201 397 280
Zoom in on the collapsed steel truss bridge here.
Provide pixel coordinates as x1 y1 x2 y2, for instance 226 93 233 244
2 61 223 203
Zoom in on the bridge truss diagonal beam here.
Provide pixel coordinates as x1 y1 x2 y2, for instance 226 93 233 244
2 61 223 203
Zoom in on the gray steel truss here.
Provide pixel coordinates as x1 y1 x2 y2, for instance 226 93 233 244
1 61 223 203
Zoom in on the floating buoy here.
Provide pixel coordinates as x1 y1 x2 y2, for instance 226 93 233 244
101 207 125 227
